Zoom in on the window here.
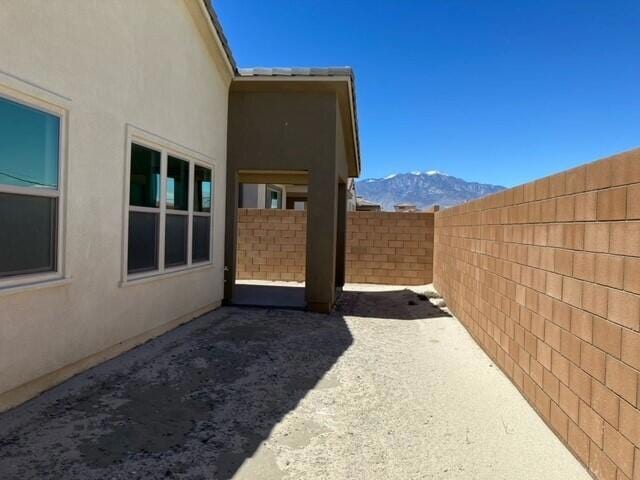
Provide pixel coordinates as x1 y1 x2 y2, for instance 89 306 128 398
126 138 213 279
127 144 160 273
165 156 189 267
265 185 282 209
0 95 61 281
193 165 212 262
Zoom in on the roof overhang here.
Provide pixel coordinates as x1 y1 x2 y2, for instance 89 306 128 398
199 0 237 76
196 3 362 177
231 69 361 178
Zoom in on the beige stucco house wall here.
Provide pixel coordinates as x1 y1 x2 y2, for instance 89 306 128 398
0 1 232 410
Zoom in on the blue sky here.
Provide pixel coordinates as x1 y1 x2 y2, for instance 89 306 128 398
215 1 640 187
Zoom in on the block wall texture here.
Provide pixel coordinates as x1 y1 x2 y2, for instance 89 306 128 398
236 208 307 282
236 209 435 285
433 149 640 480
346 211 434 285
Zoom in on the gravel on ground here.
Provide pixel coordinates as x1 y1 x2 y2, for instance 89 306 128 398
0 284 590 479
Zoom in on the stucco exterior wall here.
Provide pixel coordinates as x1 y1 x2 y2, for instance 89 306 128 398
434 149 640 480
0 1 231 409
225 89 344 310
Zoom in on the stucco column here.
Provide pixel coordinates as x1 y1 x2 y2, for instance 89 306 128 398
223 169 238 303
305 170 338 313
335 181 347 289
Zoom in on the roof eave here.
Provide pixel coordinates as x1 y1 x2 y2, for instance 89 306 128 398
199 0 237 76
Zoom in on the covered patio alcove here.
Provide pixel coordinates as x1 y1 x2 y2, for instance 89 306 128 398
224 68 360 313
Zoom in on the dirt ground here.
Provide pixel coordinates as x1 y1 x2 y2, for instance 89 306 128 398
0 285 590 479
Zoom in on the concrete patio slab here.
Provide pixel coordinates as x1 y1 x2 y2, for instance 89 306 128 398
233 280 306 309
0 285 590 479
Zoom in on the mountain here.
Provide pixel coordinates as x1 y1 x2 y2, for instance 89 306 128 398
355 171 505 211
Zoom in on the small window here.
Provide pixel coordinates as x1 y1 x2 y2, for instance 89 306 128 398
126 139 213 278
192 216 211 262
265 185 282 209
129 144 160 208
194 165 211 213
166 156 189 211
165 214 188 267
128 211 159 273
0 96 61 280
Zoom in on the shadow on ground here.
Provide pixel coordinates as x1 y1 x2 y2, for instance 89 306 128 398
337 288 450 320
0 307 352 480
232 283 306 309
0 288 447 479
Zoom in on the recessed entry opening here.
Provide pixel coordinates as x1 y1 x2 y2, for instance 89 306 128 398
233 176 308 309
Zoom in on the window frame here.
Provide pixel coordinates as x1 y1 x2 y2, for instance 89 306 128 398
0 86 67 291
122 126 215 285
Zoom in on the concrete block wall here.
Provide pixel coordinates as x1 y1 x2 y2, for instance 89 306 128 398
433 148 640 480
236 209 435 285
346 212 434 285
236 208 306 282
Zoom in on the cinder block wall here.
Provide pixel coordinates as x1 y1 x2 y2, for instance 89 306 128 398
346 211 434 285
236 209 434 285
236 208 306 282
434 149 640 480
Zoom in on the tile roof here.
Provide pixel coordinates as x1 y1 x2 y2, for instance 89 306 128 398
237 67 354 78
202 1 237 72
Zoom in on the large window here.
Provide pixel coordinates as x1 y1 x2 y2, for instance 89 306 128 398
0 95 61 281
193 165 212 262
126 139 213 278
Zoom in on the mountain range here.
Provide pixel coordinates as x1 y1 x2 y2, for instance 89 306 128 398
355 171 505 211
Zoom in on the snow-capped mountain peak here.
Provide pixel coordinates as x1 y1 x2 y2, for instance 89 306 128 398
356 171 505 211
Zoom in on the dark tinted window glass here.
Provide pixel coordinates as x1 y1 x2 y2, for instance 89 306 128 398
0 193 56 277
269 191 279 208
194 166 212 213
127 211 158 273
0 97 59 189
167 156 189 210
266 186 281 209
165 214 188 267
192 216 210 262
130 144 160 208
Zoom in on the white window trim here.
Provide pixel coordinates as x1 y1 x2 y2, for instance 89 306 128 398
121 125 215 286
0 84 69 291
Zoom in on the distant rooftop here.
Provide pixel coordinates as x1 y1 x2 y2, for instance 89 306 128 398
356 197 381 207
